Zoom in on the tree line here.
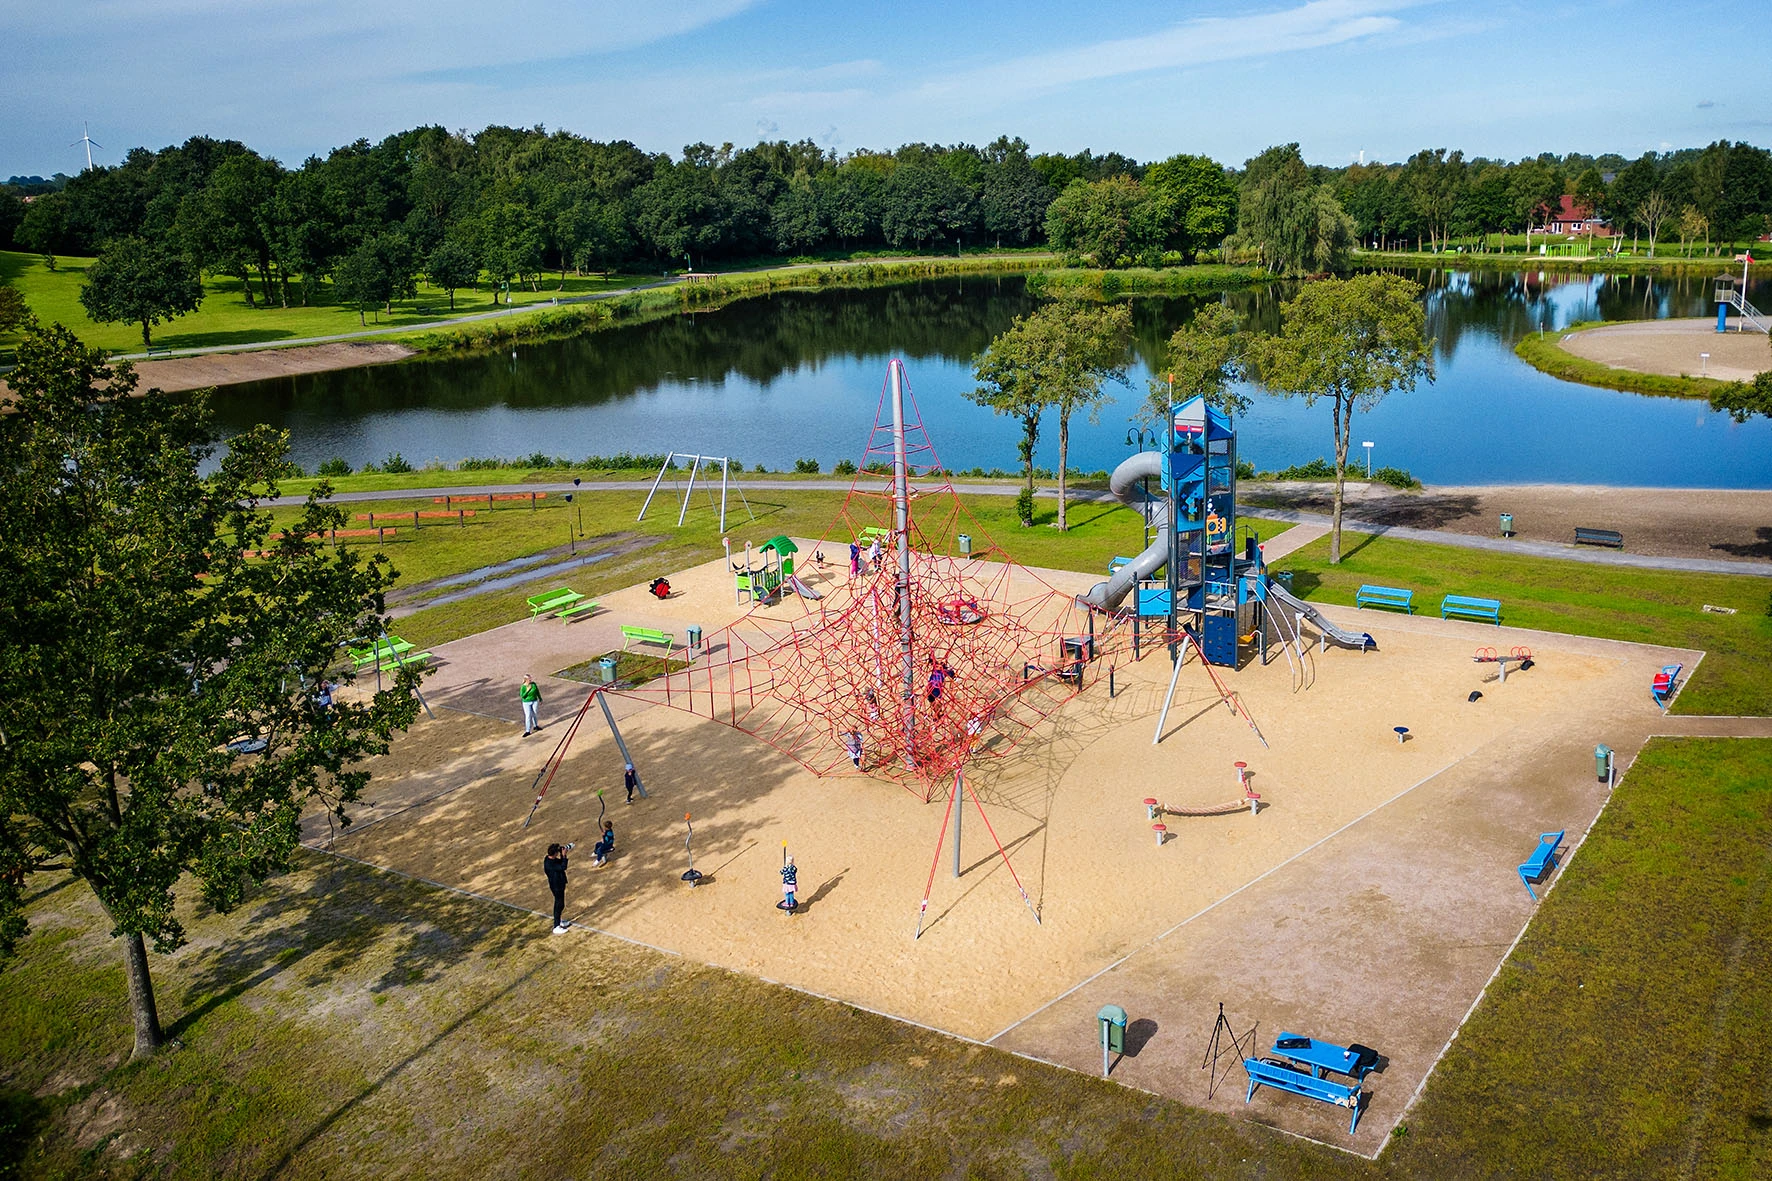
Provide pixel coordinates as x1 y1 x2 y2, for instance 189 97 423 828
2 127 1770 337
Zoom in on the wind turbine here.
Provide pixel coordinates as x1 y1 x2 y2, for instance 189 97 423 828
71 123 101 171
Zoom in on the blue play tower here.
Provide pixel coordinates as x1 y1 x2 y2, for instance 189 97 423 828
1081 395 1373 665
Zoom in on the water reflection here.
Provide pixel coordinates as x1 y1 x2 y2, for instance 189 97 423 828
208 269 1772 488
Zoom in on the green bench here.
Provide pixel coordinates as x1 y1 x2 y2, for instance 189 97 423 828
348 637 412 669
621 625 675 657
1355 584 1414 613
558 598 599 621
1441 594 1502 625
527 587 585 618
375 649 433 674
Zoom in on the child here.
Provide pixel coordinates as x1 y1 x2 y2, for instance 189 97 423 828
779 855 799 912
842 730 863 769
926 660 952 706
593 820 615 866
848 540 861 577
624 762 638 803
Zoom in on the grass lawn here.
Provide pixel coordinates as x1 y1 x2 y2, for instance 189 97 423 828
0 250 654 355
1275 532 1772 716
1386 737 1772 1179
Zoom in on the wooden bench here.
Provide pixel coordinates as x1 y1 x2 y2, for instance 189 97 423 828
558 599 599 621
621 625 675 657
1355 584 1414 613
1440 594 1501 625
1243 1058 1364 1134
527 587 585 618
1574 527 1624 548
1518 830 1565 900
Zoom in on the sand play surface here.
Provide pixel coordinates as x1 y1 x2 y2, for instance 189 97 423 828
307 550 1699 1152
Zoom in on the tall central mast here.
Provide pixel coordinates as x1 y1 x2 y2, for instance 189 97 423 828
891 359 916 765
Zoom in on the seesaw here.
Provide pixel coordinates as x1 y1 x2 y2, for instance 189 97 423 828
1473 645 1534 684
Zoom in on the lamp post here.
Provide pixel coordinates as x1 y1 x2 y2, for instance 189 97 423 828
1127 427 1160 549
1362 440 1375 478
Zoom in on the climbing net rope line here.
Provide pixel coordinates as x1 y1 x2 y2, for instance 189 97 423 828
606 364 1121 803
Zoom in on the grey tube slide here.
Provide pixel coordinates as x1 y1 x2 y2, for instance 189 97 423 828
1081 451 1168 612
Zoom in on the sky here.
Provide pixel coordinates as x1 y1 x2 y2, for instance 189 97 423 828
4 0 1769 176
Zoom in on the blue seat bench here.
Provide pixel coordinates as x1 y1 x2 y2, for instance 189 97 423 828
1440 594 1501 625
1243 1057 1364 1133
1518 830 1565 900
1355 585 1414 613
1574 527 1624 548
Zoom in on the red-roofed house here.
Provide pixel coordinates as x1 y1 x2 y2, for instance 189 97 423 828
1535 195 1613 237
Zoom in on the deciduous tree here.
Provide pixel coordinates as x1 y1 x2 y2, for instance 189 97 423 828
77 235 203 347
0 323 424 1059
1150 303 1247 420
970 301 1131 528
1248 274 1433 562
425 237 479 310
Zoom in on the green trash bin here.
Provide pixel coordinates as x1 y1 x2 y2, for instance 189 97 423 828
1500 513 1514 537
1595 743 1613 783
687 624 703 653
597 656 618 685
1097 1004 1127 1076
958 533 972 557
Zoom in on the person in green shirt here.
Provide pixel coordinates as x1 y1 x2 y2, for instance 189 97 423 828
520 674 542 736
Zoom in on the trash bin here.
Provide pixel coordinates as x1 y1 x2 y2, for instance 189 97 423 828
1274 570 1294 591
597 656 618 685
1500 513 1514 537
1097 1004 1128 1076
1595 743 1613 783
958 533 972 557
687 624 703 654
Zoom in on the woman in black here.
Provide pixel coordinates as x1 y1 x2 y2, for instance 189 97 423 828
544 843 571 933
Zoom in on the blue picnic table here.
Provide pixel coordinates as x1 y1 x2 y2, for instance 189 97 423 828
1271 1032 1378 1081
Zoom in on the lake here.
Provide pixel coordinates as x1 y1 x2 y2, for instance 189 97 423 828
207 268 1772 488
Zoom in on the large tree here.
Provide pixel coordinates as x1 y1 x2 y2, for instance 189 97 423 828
1231 144 1355 275
1249 274 1434 562
0 323 425 1058
1150 302 1247 420
970 300 1131 529
77 235 203 348
1043 177 1165 268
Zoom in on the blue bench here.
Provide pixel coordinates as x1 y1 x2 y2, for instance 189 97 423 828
1440 594 1501 625
1356 584 1414 613
1243 1057 1364 1133
1518 829 1565 900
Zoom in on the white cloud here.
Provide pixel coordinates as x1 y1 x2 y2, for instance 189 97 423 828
908 0 1417 104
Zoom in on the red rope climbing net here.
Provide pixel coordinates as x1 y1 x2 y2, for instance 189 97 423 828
609 362 1116 802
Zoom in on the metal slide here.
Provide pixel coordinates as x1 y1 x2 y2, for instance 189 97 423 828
1080 451 1168 612
786 574 823 601
1260 579 1376 652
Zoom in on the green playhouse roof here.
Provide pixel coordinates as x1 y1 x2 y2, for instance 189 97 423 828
761 535 798 554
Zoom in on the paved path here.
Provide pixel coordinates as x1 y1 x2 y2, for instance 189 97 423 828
273 480 1772 579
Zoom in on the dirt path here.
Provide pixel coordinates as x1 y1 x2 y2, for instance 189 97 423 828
1558 318 1769 382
